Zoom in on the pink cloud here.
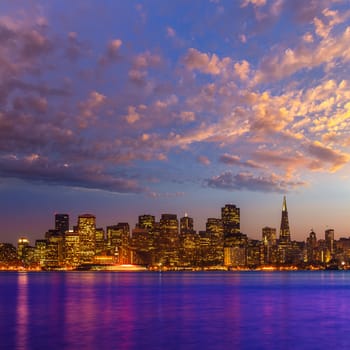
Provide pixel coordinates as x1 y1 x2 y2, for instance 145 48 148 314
183 48 230 75
197 156 211 166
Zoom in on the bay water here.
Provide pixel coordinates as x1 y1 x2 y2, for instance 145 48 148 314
1 271 350 349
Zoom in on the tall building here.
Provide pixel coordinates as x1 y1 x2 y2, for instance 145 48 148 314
130 227 154 265
306 230 317 264
159 214 179 266
221 204 240 235
138 215 155 230
262 227 277 246
279 196 291 245
95 228 105 255
206 218 223 237
106 223 130 263
261 227 277 265
17 237 30 260
45 232 64 268
78 214 96 264
180 214 194 235
325 229 334 254
64 230 80 267
55 214 69 234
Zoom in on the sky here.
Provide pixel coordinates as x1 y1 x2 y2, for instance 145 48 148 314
1 0 350 245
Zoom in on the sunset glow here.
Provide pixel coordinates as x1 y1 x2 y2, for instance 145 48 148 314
1 1 350 242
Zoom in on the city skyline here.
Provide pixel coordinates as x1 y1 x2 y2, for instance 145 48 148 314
0 196 343 246
1 1 350 243
2 196 348 271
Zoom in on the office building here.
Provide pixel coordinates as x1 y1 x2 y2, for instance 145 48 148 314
78 214 96 264
55 214 69 234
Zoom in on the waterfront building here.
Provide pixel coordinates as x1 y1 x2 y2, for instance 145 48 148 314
224 246 246 267
130 226 154 265
17 237 30 260
178 232 199 267
95 228 105 255
64 230 80 267
106 223 130 263
316 239 330 263
0 243 18 267
246 239 261 267
261 227 277 265
45 230 64 268
158 214 179 266
78 214 96 264
34 239 47 267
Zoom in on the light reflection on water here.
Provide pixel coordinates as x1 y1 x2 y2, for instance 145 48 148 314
16 273 28 350
1 271 350 349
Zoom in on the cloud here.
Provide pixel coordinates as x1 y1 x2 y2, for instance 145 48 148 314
65 32 89 61
197 156 211 166
183 48 231 75
20 29 52 58
179 111 196 122
12 95 48 113
78 91 107 128
99 38 123 65
241 0 266 8
128 69 148 85
207 171 306 193
286 0 338 24
220 153 265 169
219 154 241 165
0 154 145 193
147 191 185 198
1 1 349 197
124 105 142 124
133 51 161 69
166 26 176 38
306 141 350 172
253 24 350 84
234 60 250 81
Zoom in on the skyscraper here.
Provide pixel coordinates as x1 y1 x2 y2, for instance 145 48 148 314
221 204 240 235
279 196 291 245
55 214 69 234
106 223 130 263
180 214 194 235
17 237 29 260
138 215 155 230
325 229 334 254
78 214 96 264
159 214 179 266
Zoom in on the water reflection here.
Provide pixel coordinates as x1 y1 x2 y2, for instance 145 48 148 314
2 271 350 349
16 272 28 350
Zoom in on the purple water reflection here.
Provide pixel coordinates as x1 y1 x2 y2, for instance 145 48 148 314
1 271 350 349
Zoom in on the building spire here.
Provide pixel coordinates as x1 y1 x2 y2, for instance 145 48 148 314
279 196 291 245
282 195 287 212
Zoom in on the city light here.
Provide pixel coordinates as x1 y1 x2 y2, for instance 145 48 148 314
0 197 347 271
